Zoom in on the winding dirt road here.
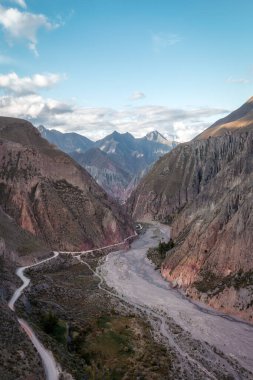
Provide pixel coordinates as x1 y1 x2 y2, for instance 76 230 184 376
8 225 253 379
8 252 61 380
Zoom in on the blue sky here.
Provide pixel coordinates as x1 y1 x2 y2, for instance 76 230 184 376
0 0 252 141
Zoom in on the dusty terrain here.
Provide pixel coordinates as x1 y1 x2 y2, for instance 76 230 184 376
15 250 177 380
101 224 253 379
128 99 253 322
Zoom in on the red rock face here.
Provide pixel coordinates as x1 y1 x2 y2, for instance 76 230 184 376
0 118 134 251
129 110 253 322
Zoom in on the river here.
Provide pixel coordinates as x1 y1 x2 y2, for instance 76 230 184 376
100 223 253 379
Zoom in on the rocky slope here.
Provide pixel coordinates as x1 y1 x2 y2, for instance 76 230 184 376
71 148 131 200
0 117 133 251
0 206 49 380
128 98 253 322
38 125 93 153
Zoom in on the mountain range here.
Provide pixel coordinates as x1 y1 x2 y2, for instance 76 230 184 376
1 98 253 380
128 96 253 323
38 126 177 201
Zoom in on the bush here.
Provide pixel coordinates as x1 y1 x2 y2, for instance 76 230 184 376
40 311 66 344
158 239 174 258
41 311 59 334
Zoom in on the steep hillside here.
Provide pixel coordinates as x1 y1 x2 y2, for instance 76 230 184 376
0 206 48 379
128 98 253 322
0 117 133 251
196 96 253 139
71 148 131 200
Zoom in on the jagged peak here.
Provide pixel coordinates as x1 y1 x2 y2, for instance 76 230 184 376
145 130 167 141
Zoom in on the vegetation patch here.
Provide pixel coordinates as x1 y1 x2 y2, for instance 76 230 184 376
22 258 175 379
40 311 67 345
147 238 175 269
194 269 253 295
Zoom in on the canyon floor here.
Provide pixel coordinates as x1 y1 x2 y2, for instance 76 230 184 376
6 223 253 380
100 223 253 380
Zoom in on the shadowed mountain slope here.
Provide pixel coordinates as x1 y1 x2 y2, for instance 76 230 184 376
0 117 133 251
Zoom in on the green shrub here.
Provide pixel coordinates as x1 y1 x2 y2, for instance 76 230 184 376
158 239 175 258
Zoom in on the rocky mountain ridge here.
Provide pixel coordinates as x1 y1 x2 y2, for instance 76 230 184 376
0 117 133 252
128 97 253 322
39 126 178 201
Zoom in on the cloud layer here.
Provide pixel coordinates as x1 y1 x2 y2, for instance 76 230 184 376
0 72 228 142
0 4 58 55
226 76 250 84
0 72 64 94
130 91 146 101
152 33 181 52
10 0 27 9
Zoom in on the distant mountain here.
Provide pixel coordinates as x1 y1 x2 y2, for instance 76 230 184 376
94 130 178 197
38 125 93 153
0 117 133 251
145 130 175 146
70 148 131 200
38 126 178 201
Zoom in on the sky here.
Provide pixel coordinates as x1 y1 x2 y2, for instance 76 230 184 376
0 0 252 141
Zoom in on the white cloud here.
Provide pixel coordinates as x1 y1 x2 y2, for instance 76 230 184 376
10 0 27 9
0 72 228 142
226 76 250 84
0 72 64 94
152 33 181 52
0 94 228 142
0 5 58 55
129 91 146 101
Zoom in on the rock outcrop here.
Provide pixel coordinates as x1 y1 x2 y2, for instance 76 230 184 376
70 148 131 201
0 117 133 251
128 98 253 322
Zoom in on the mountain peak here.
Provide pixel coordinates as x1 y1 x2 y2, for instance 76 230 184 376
111 130 120 137
246 96 253 104
145 130 167 143
38 125 46 132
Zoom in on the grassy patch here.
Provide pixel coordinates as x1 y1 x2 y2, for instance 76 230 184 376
147 238 175 269
194 269 253 295
75 316 133 364
23 258 175 379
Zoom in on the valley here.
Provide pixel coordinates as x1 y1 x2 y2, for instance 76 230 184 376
7 223 253 380
100 223 253 379
10 233 176 380
1 1 253 379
